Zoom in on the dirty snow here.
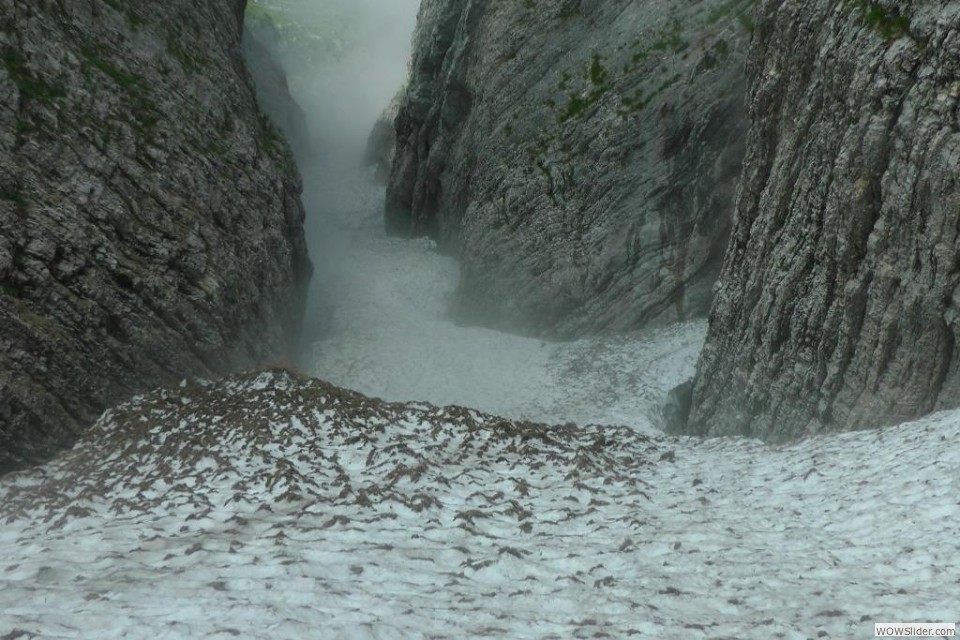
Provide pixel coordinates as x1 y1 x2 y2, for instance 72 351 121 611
0 372 957 639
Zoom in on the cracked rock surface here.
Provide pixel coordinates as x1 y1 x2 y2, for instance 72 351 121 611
386 0 751 337
685 0 960 440
0 0 311 471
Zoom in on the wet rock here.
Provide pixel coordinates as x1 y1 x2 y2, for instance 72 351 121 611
0 0 311 471
662 380 693 433
365 94 402 184
685 0 960 440
386 0 752 337
243 14 312 162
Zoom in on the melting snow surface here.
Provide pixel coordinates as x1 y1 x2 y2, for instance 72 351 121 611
302 165 705 432
0 372 957 639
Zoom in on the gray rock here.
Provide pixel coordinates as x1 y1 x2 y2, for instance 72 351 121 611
365 94 402 184
0 0 311 471
662 379 694 433
684 0 960 440
386 0 752 337
243 14 312 162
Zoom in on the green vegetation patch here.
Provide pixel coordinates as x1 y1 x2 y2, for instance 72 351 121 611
626 17 689 74
1 49 67 103
1 187 29 210
559 93 592 123
854 0 910 40
589 53 609 86
81 44 145 89
557 53 611 124
618 73 683 115
101 0 146 29
80 44 162 143
650 19 687 53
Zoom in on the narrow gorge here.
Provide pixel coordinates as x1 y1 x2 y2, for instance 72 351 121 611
1 0 958 636
388 0 752 337
7 0 953 470
388 0 960 443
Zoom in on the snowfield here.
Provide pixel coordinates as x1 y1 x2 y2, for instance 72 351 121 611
1 370 957 639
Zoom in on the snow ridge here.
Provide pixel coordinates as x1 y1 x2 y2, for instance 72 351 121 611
1 371 957 638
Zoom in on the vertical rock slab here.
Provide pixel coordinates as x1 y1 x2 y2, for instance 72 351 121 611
387 0 752 337
0 0 311 471
685 0 960 440
366 94 402 184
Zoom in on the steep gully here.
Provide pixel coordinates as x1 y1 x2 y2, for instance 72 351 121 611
253 0 960 442
244 4 705 433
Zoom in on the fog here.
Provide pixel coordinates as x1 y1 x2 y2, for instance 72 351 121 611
253 0 420 151
244 0 705 428
245 0 420 346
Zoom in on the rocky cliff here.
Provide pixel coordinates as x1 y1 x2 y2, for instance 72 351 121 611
387 0 753 337
242 10 312 162
366 94 402 183
0 0 311 471
683 0 960 440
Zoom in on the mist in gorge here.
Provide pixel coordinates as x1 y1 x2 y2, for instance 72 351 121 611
254 0 419 151
245 0 421 346
2 1 958 636
243 0 707 429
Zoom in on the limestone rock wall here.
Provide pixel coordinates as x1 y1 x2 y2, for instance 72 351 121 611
242 12 312 162
387 0 752 337
0 0 311 470
684 0 960 440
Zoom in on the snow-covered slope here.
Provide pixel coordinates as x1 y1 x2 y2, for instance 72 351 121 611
1 371 957 638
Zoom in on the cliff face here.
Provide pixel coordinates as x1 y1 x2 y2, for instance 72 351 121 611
365 94 402 184
684 1 960 440
242 12 312 162
387 0 752 337
0 0 311 471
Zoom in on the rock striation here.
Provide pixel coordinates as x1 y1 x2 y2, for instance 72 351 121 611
0 0 311 471
684 0 960 440
386 0 753 337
